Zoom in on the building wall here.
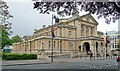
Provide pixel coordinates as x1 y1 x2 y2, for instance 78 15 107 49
13 14 111 56
107 31 120 51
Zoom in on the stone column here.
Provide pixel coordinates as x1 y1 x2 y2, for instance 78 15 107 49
89 26 91 37
81 45 83 52
98 42 101 55
91 42 96 57
62 27 64 37
95 27 97 36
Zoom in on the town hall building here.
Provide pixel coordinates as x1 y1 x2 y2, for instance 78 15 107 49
12 13 112 58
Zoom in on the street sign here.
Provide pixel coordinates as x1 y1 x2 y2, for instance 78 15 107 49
104 48 106 51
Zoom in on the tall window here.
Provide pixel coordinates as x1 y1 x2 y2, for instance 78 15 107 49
54 41 56 49
58 41 59 49
49 41 50 49
69 42 72 50
90 27 92 36
81 25 83 37
86 26 89 37
37 41 39 50
68 31 72 38
55 31 57 36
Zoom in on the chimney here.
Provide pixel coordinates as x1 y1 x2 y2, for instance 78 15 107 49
43 25 46 28
76 11 79 17
34 29 37 32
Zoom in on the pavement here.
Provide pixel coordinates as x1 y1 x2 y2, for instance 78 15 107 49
2 56 117 66
2 58 119 69
2 59 51 66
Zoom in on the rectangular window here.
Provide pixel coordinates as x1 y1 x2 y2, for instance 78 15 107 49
91 27 93 36
54 41 56 49
86 26 88 37
49 41 50 49
55 31 57 36
81 25 83 37
58 41 59 49
36 41 38 49
68 31 72 38
69 42 72 50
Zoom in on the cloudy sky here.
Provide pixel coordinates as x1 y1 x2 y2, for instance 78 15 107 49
5 0 118 38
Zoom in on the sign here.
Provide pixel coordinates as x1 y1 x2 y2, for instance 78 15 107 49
104 36 109 44
104 48 106 51
104 36 107 44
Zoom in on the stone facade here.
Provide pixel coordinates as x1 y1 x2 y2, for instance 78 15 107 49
12 14 112 57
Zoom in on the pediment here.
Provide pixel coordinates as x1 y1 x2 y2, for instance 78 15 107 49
80 14 98 25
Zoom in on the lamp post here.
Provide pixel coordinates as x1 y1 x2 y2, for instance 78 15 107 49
51 14 54 62
51 14 59 62
94 43 95 60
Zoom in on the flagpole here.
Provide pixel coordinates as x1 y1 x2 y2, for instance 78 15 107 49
51 14 53 62
106 32 107 59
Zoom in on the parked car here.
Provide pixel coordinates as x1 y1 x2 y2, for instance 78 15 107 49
117 55 120 62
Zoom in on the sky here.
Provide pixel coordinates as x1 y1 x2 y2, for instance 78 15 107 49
4 0 119 38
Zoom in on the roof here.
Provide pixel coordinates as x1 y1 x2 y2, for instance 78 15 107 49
97 31 104 35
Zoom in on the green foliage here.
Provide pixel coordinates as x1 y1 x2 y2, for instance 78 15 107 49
11 35 22 43
0 1 13 49
0 52 3 57
2 30 12 49
22 54 37 59
3 53 21 60
2 53 37 60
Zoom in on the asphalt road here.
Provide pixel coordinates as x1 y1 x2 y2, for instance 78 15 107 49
2 59 119 69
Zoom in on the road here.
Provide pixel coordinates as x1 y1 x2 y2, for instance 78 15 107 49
2 59 119 69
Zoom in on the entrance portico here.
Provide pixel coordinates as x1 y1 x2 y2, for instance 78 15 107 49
78 37 104 56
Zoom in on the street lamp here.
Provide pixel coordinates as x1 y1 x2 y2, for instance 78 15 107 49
51 14 59 62
51 14 54 62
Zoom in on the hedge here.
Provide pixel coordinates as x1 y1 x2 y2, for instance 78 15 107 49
2 53 37 60
22 54 37 59
0 52 3 57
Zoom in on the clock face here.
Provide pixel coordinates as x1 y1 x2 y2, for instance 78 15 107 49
86 16 90 22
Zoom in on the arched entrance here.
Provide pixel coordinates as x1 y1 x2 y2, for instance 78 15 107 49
83 42 90 54
78 46 81 52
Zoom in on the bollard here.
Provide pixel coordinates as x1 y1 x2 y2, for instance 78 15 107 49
81 56 82 59
94 56 95 60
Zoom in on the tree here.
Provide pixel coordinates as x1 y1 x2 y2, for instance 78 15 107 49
11 35 22 43
2 30 12 48
33 1 120 24
0 1 13 49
